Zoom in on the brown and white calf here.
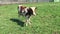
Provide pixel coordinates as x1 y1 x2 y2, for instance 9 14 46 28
18 5 37 26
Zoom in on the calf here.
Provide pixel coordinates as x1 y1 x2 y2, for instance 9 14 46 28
18 5 37 26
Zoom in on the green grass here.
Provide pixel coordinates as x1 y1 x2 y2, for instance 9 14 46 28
0 2 60 34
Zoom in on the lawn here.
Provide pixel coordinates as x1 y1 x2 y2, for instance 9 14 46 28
0 2 60 34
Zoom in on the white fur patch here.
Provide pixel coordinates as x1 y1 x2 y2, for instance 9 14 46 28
30 7 36 16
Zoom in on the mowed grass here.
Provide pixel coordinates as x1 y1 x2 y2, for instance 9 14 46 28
0 2 60 34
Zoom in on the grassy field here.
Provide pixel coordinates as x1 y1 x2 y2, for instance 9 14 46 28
0 2 60 34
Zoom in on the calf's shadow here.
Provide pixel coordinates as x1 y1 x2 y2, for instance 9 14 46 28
10 18 24 27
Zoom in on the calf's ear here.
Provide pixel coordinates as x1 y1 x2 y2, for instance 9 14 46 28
24 7 26 8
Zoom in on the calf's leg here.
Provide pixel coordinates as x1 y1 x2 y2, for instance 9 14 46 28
25 16 31 26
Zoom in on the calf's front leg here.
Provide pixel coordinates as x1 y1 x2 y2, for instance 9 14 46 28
25 16 31 26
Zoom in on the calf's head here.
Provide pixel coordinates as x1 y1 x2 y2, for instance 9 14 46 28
18 5 26 12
